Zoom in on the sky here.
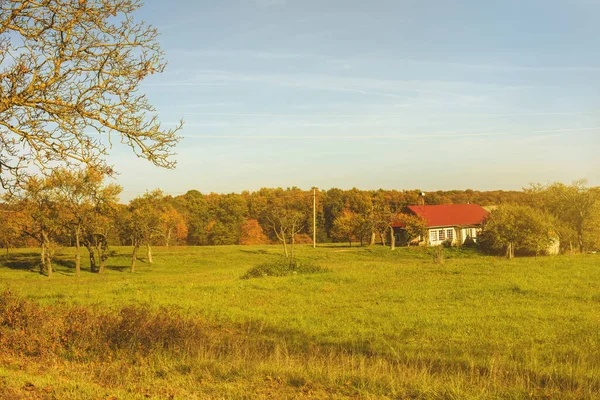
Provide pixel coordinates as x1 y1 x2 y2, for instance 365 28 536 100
107 0 600 201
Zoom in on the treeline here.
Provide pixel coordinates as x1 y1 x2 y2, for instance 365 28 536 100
172 187 527 246
1 168 598 275
0 170 525 252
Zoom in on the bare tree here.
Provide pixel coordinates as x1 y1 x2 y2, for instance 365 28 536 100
0 0 182 189
265 206 305 258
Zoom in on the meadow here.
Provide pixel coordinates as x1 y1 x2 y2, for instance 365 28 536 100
0 245 599 399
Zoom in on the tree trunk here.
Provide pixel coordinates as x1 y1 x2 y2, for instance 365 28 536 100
290 232 295 259
506 242 514 259
165 228 171 247
46 251 52 278
95 235 107 274
146 243 153 264
379 232 386 247
75 226 81 277
390 226 395 251
98 250 106 273
281 231 288 258
369 231 376 246
40 241 46 275
578 233 584 253
131 243 140 273
42 232 52 277
84 239 97 273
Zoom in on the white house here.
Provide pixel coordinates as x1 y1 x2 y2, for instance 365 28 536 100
393 204 489 246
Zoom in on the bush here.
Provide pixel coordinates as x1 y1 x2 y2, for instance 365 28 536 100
241 257 328 279
432 246 445 264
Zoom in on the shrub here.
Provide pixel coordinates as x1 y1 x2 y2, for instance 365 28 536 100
432 246 445 264
241 257 328 279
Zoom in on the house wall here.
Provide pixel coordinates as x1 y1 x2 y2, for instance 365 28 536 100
547 237 560 255
460 227 481 244
394 226 482 246
428 226 481 246
428 227 457 246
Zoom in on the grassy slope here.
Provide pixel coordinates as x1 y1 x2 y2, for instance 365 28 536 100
0 245 599 399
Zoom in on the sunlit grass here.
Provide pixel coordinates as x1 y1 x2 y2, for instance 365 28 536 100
1 245 599 398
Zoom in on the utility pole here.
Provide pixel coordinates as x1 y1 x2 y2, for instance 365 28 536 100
312 187 317 248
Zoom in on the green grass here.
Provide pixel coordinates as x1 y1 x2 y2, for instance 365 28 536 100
1 244 599 399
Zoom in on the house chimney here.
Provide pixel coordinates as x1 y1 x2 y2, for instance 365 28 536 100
419 192 425 206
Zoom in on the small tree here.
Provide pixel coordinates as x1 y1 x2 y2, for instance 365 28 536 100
479 204 556 259
7 177 64 276
50 168 121 275
332 210 359 247
126 190 165 272
397 214 428 246
265 204 305 258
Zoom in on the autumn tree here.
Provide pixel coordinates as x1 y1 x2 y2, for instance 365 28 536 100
331 210 358 247
50 168 121 275
7 177 65 276
82 208 115 273
126 190 165 272
239 219 269 245
526 180 600 253
160 207 188 247
479 204 556 259
372 204 397 249
331 210 371 247
0 0 181 190
396 213 428 246
174 190 211 245
206 193 247 245
0 205 26 255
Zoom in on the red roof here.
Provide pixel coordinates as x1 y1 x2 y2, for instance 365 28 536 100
393 204 488 228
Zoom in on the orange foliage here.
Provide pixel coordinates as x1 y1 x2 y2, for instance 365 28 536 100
239 219 269 245
160 208 188 245
293 233 313 244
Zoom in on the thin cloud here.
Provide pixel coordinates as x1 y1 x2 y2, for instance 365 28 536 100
179 102 245 108
180 111 598 118
255 0 287 7
180 127 600 139
168 48 600 73
183 70 528 103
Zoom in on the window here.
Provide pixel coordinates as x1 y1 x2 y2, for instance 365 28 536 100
430 230 437 242
438 229 445 241
446 229 454 241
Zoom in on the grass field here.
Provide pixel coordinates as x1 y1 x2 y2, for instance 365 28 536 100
0 245 599 399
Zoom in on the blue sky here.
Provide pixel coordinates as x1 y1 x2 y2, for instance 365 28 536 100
109 0 599 201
